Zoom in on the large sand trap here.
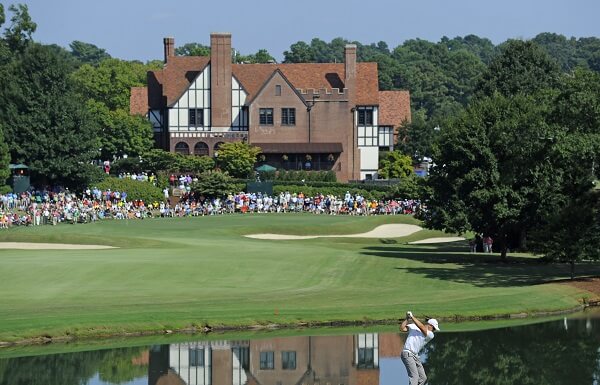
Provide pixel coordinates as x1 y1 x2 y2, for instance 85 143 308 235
409 237 465 244
0 242 116 250
246 224 423 240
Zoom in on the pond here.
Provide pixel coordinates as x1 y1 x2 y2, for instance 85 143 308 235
1 315 599 385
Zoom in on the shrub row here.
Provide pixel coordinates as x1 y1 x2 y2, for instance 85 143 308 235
95 177 164 203
258 170 337 182
111 150 215 175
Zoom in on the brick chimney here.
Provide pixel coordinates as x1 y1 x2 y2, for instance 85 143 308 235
210 32 232 128
163 37 175 63
344 44 357 103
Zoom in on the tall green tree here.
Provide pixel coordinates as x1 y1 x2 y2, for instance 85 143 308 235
527 69 600 277
551 69 600 193
425 93 558 259
72 58 160 160
141 148 214 174
532 33 600 72
72 58 159 111
530 191 600 279
87 101 153 159
215 142 261 178
69 40 111 65
175 42 210 57
393 39 485 119
191 170 235 198
441 34 497 64
283 41 314 63
378 151 414 179
234 48 276 64
251 48 275 63
0 43 99 186
3 3 36 52
532 33 578 71
396 109 440 162
0 123 10 191
475 40 561 98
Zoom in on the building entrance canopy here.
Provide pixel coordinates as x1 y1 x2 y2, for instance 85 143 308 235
253 142 342 154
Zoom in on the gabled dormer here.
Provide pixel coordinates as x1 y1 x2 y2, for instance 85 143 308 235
247 69 309 142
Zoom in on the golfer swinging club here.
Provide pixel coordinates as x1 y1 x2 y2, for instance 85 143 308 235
400 311 440 385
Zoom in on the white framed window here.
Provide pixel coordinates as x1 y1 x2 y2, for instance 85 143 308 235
358 126 378 147
378 126 393 147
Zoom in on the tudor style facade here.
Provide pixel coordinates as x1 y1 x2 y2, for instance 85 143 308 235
148 333 396 385
131 33 411 181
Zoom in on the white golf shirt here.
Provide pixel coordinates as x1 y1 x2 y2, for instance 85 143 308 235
403 323 434 355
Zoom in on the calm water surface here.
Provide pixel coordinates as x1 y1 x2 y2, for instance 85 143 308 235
1 316 600 385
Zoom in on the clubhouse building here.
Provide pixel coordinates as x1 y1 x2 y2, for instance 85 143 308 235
130 33 411 181
148 332 404 385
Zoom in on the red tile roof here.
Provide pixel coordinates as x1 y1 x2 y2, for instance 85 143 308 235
156 370 186 385
378 90 411 127
148 56 211 108
234 62 379 105
130 86 148 115
145 59 380 109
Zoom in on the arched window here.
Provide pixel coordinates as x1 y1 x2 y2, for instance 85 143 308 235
194 142 209 156
174 142 190 155
214 142 225 152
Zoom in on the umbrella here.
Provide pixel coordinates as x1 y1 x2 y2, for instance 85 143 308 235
255 164 277 172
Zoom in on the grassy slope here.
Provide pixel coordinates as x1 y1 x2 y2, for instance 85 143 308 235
0 214 594 342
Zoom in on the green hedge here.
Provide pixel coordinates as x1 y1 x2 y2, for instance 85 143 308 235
95 177 164 203
112 150 215 175
256 170 336 182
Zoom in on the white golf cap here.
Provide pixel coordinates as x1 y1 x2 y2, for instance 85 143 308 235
427 319 440 331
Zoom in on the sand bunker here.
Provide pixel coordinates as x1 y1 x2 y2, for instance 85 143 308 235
246 224 423 240
0 242 116 250
409 237 465 244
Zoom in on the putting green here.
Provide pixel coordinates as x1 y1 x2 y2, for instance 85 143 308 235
0 214 594 343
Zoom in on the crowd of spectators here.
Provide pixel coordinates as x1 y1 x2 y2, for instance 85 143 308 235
117 172 157 185
168 174 195 191
0 189 423 229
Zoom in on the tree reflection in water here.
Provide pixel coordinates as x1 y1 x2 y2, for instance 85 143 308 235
0 347 147 385
425 318 600 385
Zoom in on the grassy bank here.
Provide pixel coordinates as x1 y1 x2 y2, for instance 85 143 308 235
0 214 596 343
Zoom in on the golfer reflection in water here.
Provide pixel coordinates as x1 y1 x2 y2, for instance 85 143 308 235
400 311 440 385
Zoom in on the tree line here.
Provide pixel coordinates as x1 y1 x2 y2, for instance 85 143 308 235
423 40 600 276
0 3 161 188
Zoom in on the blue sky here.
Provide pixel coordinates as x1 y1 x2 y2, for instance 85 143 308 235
16 0 600 62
